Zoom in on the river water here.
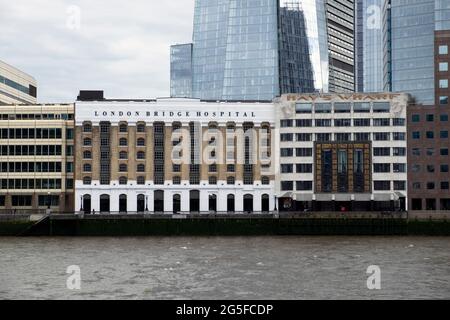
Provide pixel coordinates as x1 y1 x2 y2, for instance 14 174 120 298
0 236 449 300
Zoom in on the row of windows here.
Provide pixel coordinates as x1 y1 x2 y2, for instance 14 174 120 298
411 164 449 173
0 179 62 190
280 132 405 142
280 164 313 174
0 128 63 139
373 163 407 173
0 145 63 156
411 148 449 156
411 114 449 122
82 176 271 186
280 118 405 128
412 182 449 191
0 195 61 207
280 181 407 192
373 147 407 157
0 162 70 173
0 113 74 120
295 102 391 114
412 131 449 139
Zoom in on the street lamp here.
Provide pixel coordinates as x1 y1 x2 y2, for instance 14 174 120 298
274 196 278 212
80 195 83 212
145 195 149 212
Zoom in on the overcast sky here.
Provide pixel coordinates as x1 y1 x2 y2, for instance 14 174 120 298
0 0 195 103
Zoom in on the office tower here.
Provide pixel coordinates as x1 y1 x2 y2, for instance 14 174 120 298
170 44 193 98
0 60 37 105
170 0 356 101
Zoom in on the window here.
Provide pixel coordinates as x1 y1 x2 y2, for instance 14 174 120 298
439 45 448 55
209 164 217 173
412 148 421 156
439 79 448 89
441 148 449 156
227 164 235 172
173 164 181 173
261 176 270 185
335 133 351 141
439 62 449 72
137 164 145 172
440 96 449 105
137 151 145 160
119 151 128 159
441 114 449 122
83 138 92 146
119 123 128 133
315 119 331 127
137 123 146 133
208 176 217 185
412 165 421 172
412 115 420 122
280 120 293 127
374 133 390 141
281 181 294 191
393 164 406 173
83 123 92 133
374 148 390 156
137 138 145 146
427 182 435 190
354 133 370 141
119 138 128 146
315 103 332 113
296 181 313 191
373 102 390 113
442 182 450 190
440 131 449 139
412 132 420 139
412 182 421 190
227 176 235 185
373 118 390 126
427 148 435 156
296 119 312 127
296 148 312 157
296 164 313 173
427 165 435 173
374 164 390 173
354 102 371 113
334 119 351 127
83 164 92 172
173 176 181 185
83 177 92 185
281 148 294 157
119 164 127 172
393 132 406 141
280 133 294 142
374 181 391 191
66 128 74 139
334 103 351 113
83 151 92 159
296 103 312 113
316 133 331 142
353 119 370 127
393 118 405 126
137 176 145 185
393 148 406 156
394 181 406 191
281 164 294 173
119 177 128 185
426 114 434 122
296 133 312 141
441 165 449 173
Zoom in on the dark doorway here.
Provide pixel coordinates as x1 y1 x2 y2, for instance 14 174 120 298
119 194 127 213
190 190 200 212
173 194 181 213
99 194 110 213
137 194 145 212
83 195 91 214
209 194 217 212
243 194 253 213
227 194 235 212
261 194 270 212
154 191 164 212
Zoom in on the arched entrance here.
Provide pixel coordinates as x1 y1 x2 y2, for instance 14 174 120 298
154 190 164 212
190 190 200 212
173 194 181 213
82 195 91 214
209 194 217 212
262 194 270 212
227 194 235 212
119 194 127 213
100 194 110 213
137 194 145 212
243 194 253 213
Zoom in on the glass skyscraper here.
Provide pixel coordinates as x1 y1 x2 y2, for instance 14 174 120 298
170 44 193 98
170 0 355 100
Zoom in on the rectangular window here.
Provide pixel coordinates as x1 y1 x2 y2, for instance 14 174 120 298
280 133 294 142
393 132 406 141
412 132 420 139
393 118 405 126
296 164 313 173
354 133 370 141
439 62 449 72
441 165 449 173
296 181 313 191
426 114 434 122
439 45 448 55
334 103 351 113
280 148 294 157
315 103 332 114
441 148 449 156
374 148 390 156
315 119 331 127
393 148 406 156
334 119 351 127
316 133 331 142
441 182 450 190
373 118 390 126
393 164 406 173
374 181 391 191
374 133 390 141
296 133 312 141
374 164 391 173
353 102 371 113
441 114 449 122
281 164 294 173
440 96 449 105
281 181 294 191
412 114 420 122
296 103 312 114
394 181 406 191
353 119 370 127
440 131 449 139
335 133 351 142
280 120 293 128
296 148 312 157
373 102 390 113
296 119 312 127
439 79 449 89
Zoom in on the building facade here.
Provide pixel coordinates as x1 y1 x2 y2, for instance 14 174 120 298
275 93 409 212
0 104 74 213
74 95 276 213
170 0 356 100
0 60 37 105
407 30 450 212
170 44 193 98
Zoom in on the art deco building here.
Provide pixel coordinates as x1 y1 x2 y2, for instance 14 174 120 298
0 104 75 213
275 93 409 212
74 92 276 213
0 60 37 105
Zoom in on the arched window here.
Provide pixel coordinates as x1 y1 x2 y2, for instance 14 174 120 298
137 164 145 172
137 151 145 159
119 151 128 159
83 138 92 146
83 122 92 133
209 176 217 185
119 164 128 172
137 176 145 185
137 123 146 133
261 176 270 185
227 176 235 185
119 138 128 146
227 194 235 212
173 176 181 185
83 163 92 172
137 138 145 146
83 151 92 159
243 194 254 212
119 123 128 133
83 177 92 185
119 176 128 185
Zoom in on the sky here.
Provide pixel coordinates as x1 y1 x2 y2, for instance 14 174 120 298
0 0 195 103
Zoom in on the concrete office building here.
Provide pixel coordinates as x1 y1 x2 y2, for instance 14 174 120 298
275 92 410 212
0 104 75 213
0 60 37 105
